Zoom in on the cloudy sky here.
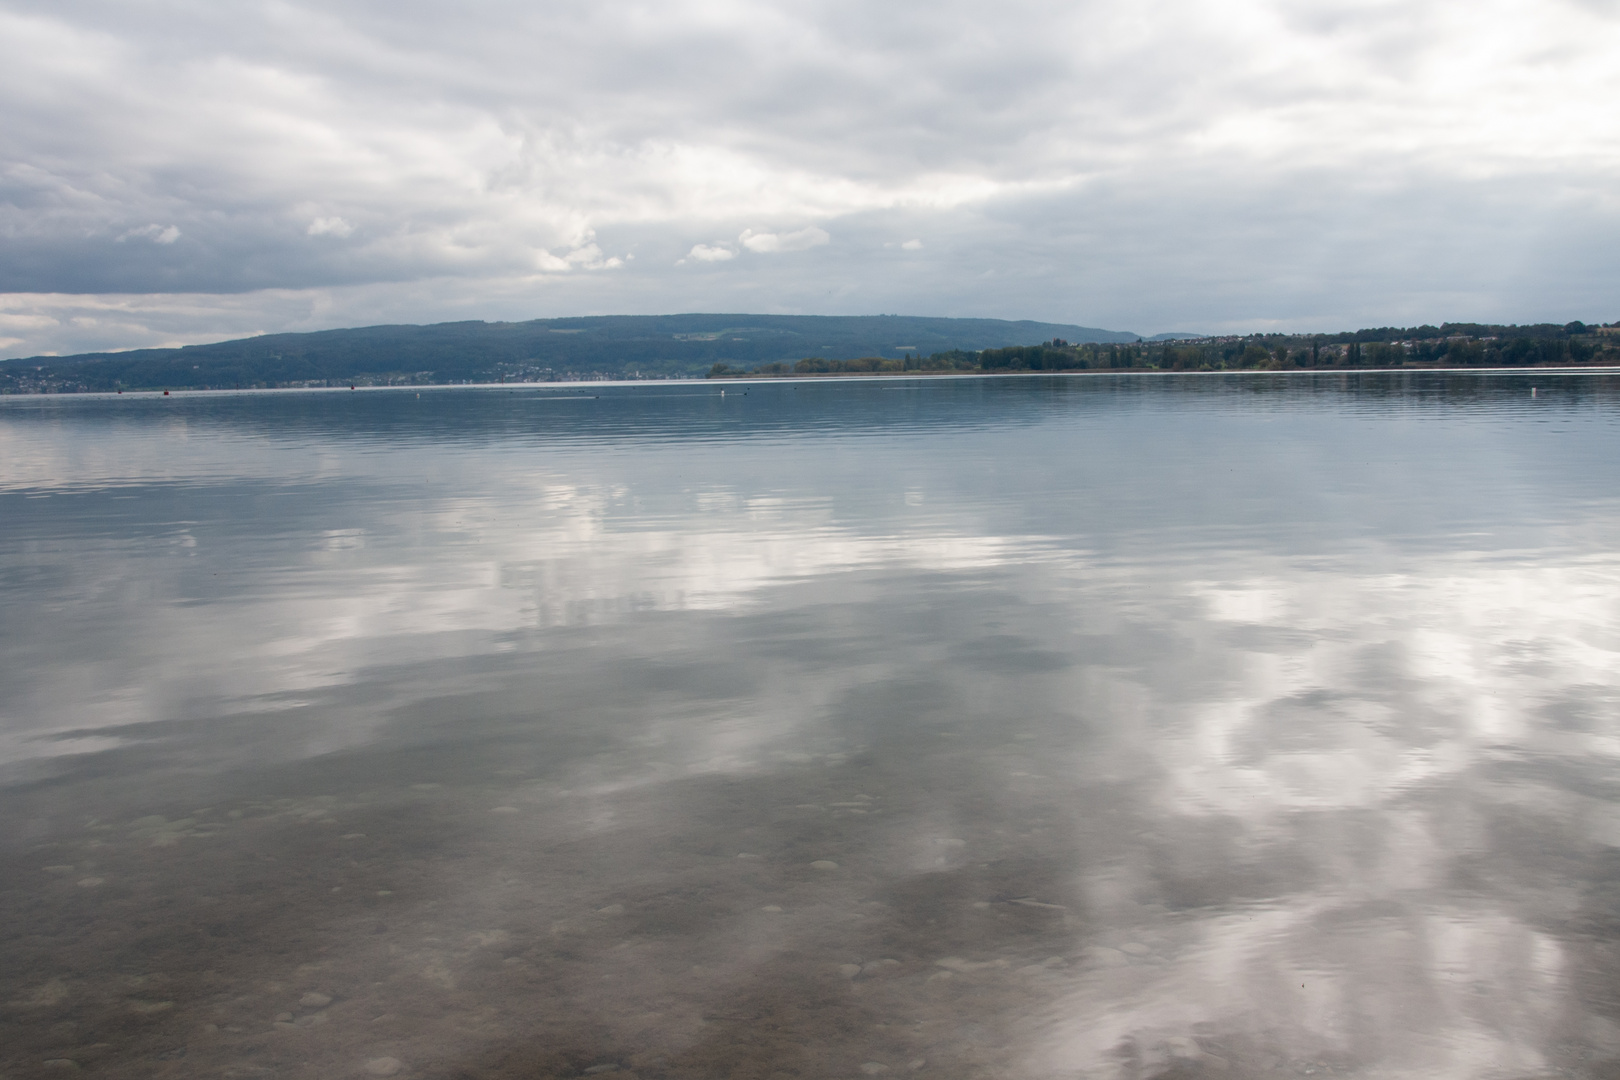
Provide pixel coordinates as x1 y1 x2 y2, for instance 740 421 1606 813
2 0 1618 357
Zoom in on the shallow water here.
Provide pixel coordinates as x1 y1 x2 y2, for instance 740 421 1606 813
3 372 1620 1080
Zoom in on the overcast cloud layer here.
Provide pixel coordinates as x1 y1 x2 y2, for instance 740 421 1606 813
2 0 1619 357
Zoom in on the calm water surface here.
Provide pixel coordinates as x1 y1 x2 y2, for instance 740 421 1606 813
3 373 1620 1080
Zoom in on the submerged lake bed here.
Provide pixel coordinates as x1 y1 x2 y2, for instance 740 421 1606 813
3 373 1620 1080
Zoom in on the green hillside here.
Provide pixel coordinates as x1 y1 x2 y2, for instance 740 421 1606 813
0 314 1137 392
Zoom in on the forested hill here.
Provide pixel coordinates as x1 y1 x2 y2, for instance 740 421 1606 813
0 314 1137 392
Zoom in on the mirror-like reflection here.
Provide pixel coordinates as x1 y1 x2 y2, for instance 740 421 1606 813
3 373 1619 1080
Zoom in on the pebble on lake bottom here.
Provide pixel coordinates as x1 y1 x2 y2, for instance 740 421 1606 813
811 860 839 871
301 991 333 1008
365 1057 404 1076
42 1060 79 1071
128 999 174 1014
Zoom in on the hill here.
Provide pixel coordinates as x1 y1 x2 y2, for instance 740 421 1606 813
0 314 1138 392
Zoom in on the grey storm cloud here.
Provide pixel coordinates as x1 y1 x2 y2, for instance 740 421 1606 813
1 0 1619 356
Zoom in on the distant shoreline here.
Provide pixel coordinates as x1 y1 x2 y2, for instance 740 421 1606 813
5 315 1614 394
7 364 1619 399
704 361 1620 381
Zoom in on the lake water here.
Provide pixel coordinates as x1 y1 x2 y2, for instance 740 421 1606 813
4 372 1620 1080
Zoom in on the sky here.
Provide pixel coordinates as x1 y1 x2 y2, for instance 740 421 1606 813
2 0 1619 358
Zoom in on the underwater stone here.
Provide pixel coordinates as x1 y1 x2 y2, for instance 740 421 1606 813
365 1057 403 1076
128 999 175 1014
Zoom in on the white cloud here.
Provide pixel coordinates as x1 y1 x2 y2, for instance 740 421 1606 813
116 224 181 245
564 243 622 269
901 239 923 250
533 230 626 271
307 216 353 237
0 312 58 330
685 243 736 262
739 226 830 253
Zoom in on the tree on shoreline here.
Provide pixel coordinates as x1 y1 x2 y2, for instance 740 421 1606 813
704 323 1620 379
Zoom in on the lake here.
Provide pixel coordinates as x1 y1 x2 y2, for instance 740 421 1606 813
3 372 1620 1080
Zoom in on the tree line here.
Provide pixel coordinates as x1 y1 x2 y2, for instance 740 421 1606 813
708 322 1620 378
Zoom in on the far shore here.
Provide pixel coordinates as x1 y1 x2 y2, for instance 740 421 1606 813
8 364 1620 398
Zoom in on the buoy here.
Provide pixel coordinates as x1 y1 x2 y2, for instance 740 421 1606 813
163 390 169 396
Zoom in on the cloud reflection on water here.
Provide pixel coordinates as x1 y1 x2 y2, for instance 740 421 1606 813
2 376 1620 1078
1022 555 1620 1077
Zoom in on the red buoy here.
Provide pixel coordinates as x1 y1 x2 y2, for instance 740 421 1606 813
163 390 170 396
